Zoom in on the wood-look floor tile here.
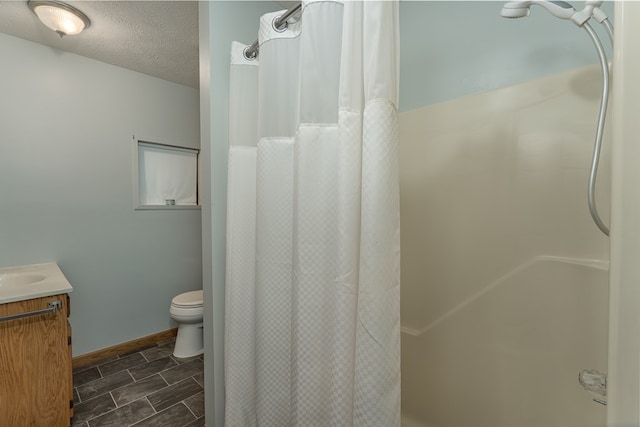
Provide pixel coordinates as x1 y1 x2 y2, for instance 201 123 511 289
192 371 204 388
88 398 155 427
130 403 195 427
111 374 168 407
72 337 204 427
74 367 102 387
160 358 204 385
71 393 116 426
170 353 202 364
183 416 205 427
183 391 204 418
147 377 202 412
77 370 134 401
141 343 174 362
98 353 146 377
118 342 159 358
74 356 118 373
156 337 177 347
129 356 178 381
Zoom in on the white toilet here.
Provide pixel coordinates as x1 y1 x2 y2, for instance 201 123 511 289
169 290 204 358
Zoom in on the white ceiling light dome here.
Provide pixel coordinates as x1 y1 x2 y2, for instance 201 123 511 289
28 0 91 37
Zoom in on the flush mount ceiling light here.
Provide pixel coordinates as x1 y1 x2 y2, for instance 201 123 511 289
27 0 91 37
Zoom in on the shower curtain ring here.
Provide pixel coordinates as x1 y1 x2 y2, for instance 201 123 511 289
243 46 257 61
273 15 288 32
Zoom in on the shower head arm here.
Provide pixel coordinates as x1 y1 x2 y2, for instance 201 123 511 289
590 6 613 48
571 1 603 26
592 6 608 23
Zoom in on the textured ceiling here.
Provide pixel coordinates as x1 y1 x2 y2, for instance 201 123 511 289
0 1 199 88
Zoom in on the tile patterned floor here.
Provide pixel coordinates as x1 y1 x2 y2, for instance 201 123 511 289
71 339 204 427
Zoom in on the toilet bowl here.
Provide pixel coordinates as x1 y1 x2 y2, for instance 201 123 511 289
169 290 204 358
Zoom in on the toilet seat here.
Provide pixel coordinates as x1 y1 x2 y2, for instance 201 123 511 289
171 290 203 309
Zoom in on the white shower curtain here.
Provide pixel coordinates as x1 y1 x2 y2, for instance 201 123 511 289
224 1 400 425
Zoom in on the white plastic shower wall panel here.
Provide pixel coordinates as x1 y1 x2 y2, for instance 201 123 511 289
607 2 640 425
399 65 610 427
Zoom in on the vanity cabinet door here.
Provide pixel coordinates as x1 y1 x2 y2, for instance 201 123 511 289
0 294 71 427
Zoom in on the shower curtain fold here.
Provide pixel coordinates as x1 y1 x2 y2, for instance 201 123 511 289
224 1 400 426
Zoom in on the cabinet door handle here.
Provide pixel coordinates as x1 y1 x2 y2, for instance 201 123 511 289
0 300 61 323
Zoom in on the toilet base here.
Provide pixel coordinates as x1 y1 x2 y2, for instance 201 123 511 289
173 322 204 358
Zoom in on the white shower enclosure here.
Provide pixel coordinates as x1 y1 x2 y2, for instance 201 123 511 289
399 64 610 427
199 2 640 427
398 2 614 426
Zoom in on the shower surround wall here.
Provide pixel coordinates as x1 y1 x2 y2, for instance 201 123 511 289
399 65 610 427
397 3 613 425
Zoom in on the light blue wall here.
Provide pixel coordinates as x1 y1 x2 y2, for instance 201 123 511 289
199 2 280 426
0 33 201 356
399 1 614 111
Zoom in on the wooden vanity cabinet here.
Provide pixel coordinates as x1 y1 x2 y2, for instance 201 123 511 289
0 293 73 427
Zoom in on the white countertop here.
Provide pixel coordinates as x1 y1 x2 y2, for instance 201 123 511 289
0 262 73 305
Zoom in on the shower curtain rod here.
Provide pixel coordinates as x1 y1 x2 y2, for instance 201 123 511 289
243 2 302 60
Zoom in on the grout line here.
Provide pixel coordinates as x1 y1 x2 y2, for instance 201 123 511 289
108 392 116 408
104 371 136 408
128 397 160 426
182 391 204 421
160 374 169 387
145 396 157 414
125 368 134 384
83 393 117 427
74 369 105 391
184 400 198 419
